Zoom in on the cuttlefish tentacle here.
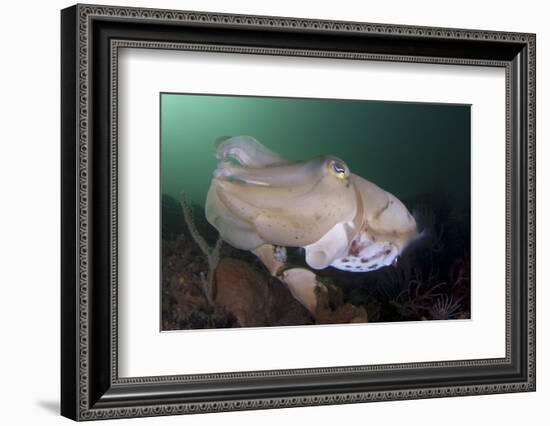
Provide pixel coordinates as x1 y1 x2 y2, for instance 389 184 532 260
252 244 322 315
205 136 418 315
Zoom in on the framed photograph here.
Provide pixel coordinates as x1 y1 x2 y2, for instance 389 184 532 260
61 4 536 421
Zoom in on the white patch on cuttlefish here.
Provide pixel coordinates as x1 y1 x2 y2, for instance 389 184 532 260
330 228 399 272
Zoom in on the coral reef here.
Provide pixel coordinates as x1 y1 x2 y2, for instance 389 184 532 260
161 193 471 330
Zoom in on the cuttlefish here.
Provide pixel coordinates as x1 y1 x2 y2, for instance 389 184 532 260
206 136 418 314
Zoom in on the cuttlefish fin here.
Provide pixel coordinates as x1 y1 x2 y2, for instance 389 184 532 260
214 156 323 188
213 166 272 186
216 136 290 168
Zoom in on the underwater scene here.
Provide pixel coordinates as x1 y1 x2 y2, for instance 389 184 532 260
160 93 471 330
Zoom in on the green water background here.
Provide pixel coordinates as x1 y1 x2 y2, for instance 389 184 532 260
161 93 470 213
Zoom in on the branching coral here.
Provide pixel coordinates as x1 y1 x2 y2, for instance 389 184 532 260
180 194 222 304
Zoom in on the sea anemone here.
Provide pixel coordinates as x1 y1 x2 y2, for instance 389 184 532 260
430 295 463 320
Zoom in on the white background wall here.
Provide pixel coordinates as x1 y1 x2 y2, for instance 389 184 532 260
0 0 547 424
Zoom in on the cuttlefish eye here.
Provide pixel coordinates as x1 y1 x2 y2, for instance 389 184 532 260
327 159 349 180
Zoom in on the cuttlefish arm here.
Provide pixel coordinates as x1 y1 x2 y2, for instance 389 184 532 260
252 244 322 315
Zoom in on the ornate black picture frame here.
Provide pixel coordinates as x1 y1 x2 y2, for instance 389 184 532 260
61 4 536 421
